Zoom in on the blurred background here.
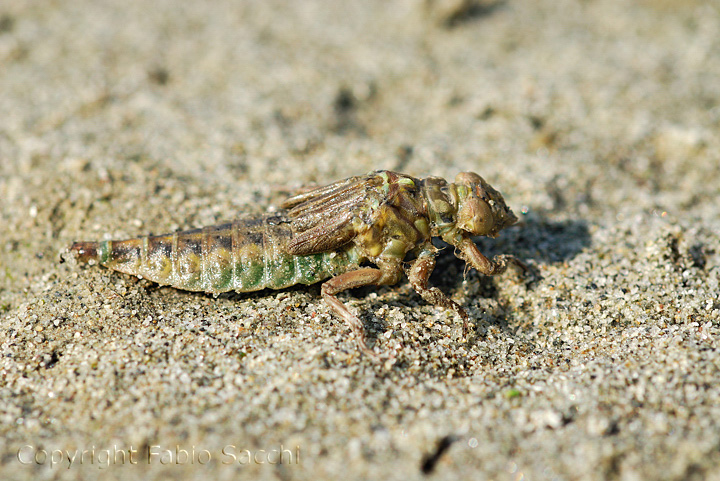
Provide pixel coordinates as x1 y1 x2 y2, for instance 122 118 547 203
1 1 719 479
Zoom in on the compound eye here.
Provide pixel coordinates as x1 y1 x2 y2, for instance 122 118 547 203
473 200 495 235
457 198 495 236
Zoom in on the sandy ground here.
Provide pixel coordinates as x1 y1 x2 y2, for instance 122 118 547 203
1 1 720 480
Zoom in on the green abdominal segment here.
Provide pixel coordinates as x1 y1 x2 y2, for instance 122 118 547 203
93 215 361 293
237 249 360 291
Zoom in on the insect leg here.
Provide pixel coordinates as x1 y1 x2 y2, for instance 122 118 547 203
456 238 528 276
320 267 388 356
406 250 471 336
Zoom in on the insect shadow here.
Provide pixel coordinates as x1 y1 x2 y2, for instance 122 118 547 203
511 216 592 265
430 216 590 287
425 217 591 333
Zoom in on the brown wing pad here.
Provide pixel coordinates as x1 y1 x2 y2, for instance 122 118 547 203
285 213 357 256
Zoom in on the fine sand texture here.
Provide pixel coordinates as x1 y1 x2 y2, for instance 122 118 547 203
1 1 719 480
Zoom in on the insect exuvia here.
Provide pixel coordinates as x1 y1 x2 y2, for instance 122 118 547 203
69 171 524 355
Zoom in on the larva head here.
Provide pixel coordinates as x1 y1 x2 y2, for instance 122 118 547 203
452 172 518 238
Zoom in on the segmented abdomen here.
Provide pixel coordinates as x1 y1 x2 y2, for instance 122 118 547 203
70 214 361 293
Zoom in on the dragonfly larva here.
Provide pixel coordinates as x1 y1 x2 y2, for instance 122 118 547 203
69 170 524 355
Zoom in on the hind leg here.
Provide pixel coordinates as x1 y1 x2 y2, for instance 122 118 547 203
321 265 400 356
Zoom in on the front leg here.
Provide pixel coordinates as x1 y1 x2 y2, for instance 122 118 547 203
456 237 528 276
321 264 401 356
406 249 471 337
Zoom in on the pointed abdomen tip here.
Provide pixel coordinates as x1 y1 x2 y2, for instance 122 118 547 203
69 241 99 264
